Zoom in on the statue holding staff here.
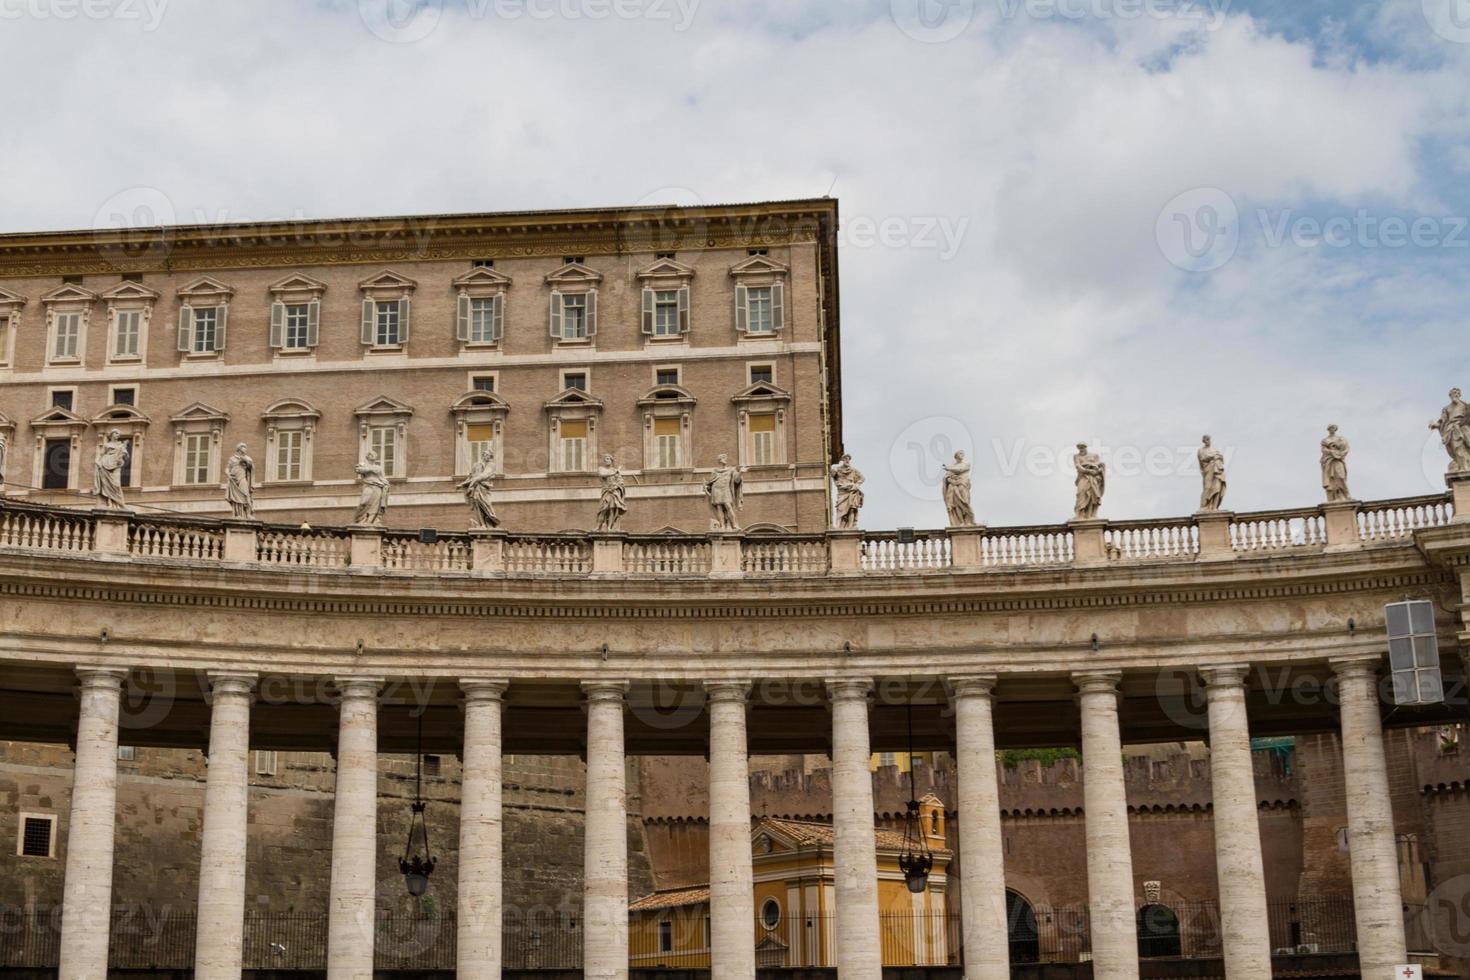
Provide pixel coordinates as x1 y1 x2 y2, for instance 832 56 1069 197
458 448 500 529
941 450 974 527
595 454 627 532
93 428 130 509
705 453 743 531
1430 388 1470 472
225 443 256 519
1198 435 1227 512
353 450 390 526
1072 443 1105 520
830 454 865 529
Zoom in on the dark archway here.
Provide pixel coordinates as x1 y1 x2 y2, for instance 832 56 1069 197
1006 890 1040 964
1136 903 1182 958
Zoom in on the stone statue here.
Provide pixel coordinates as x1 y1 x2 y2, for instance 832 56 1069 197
0 432 8 494
93 428 130 509
940 451 974 527
1198 435 1227 512
704 453 743 531
1072 443 1105 520
457 448 499 529
1320 425 1351 503
1430 388 1470 472
353 450 390 526
830 454 865 530
595 454 627 532
225 443 255 519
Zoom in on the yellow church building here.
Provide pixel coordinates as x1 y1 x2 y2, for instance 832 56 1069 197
629 797 953 969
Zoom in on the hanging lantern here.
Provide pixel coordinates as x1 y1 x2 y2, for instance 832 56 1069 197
400 712 435 898
897 701 932 894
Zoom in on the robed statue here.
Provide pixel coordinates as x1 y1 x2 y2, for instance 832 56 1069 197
1320 425 1351 503
941 450 975 527
1198 435 1227 512
458 448 499 529
596 454 627 532
1430 388 1470 472
705 453 743 531
93 428 130 509
1072 443 1105 520
0 432 8 495
353 450 390 526
830 454 865 529
225 443 256 519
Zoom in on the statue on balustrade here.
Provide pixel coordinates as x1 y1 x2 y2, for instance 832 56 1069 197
595 454 627 532
705 453 743 531
1320 425 1351 503
1072 443 1105 520
1197 435 1227 512
830 454 865 529
940 450 974 527
93 428 130 509
458 448 500 529
0 432 8 494
353 450 390 526
1430 388 1470 472
225 443 256 520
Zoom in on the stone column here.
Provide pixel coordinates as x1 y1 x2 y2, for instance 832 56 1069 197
948 675 1008 980
582 681 629 980
193 672 258 980
1332 656 1408 977
1200 666 1272 979
58 667 127 980
706 681 756 978
327 676 381 980
458 679 508 980
1073 671 1139 980
827 678 881 980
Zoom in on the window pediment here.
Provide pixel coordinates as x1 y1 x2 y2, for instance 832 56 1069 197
358 270 417 298
99 281 160 306
729 254 789 280
450 390 510 415
451 266 512 294
90 405 151 426
636 384 697 409
170 402 229 426
30 406 88 430
636 257 695 283
545 262 602 289
0 286 29 314
354 395 414 420
731 382 792 405
262 398 321 424
0 411 15 439
176 276 235 302
268 274 328 302
544 389 604 413
40 283 97 306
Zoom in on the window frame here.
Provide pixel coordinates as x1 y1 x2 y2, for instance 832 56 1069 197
0 287 26 368
17 812 57 859
451 390 510 477
747 362 775 386
267 274 327 356
358 270 417 352
653 365 682 387
545 262 602 346
169 403 228 488
354 396 414 479
729 254 789 338
263 399 321 484
174 277 235 359
50 309 85 363
560 368 590 392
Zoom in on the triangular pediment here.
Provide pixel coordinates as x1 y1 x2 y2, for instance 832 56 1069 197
354 395 415 418
0 286 29 308
0 410 15 429
636 257 695 280
40 283 97 304
177 275 235 299
731 382 792 404
29 406 87 427
99 281 160 303
91 405 152 426
637 384 697 407
268 273 328 294
750 821 805 852
169 402 229 424
544 388 605 411
450 390 510 413
545 262 602 286
653 526 691 535
451 266 512 289
729 254 788 277
358 269 418 291
262 398 320 420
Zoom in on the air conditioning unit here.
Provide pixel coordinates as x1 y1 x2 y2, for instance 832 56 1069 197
1296 943 1320 955
1386 600 1444 705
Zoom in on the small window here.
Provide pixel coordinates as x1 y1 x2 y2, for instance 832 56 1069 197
559 420 587 472
42 439 71 489
18 815 55 858
275 430 304 482
370 426 398 477
111 387 136 407
471 375 496 393
182 433 212 485
655 368 680 387
760 899 780 930
563 256 584 265
117 745 135 761
121 273 143 283
62 275 83 285
747 248 768 257
254 750 278 776
655 251 675 260
50 390 74 411
654 417 681 469
749 365 773 385
749 413 777 465
472 258 495 268
423 754 441 777
564 372 587 392
658 920 673 953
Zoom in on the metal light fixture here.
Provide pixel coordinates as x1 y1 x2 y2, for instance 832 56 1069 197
897 701 933 894
400 711 435 898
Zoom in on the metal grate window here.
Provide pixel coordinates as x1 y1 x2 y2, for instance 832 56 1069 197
20 816 53 857
1386 599 1443 705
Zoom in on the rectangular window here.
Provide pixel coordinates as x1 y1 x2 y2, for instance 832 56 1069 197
658 921 673 953
191 306 219 353
559 420 587 472
117 746 135 761
50 390 74 411
655 368 680 387
655 417 681 469
19 815 54 858
254 750 278 776
275 430 303 481
284 304 310 349
111 387 136 407
466 423 495 464
471 375 495 392
745 287 774 334
749 365 773 385
42 439 71 489
562 294 587 339
564 372 587 391
182 433 212 485
653 290 680 337
469 298 497 343
750 413 777 465
114 310 141 357
371 426 398 477
375 302 401 346
0 315 10 364
53 312 81 359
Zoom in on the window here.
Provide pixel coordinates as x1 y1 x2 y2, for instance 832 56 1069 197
654 417 681 469
749 364 773 385
1388 600 1443 705
110 387 135 408
456 294 504 345
424 755 442 776
472 258 495 268
760 899 781 930
50 390 74 411
563 372 587 392
375 302 400 346
53 312 82 359
275 430 303 481
270 302 318 351
563 255 584 265
113 310 142 358
254 751 278 776
750 413 777 465
18 814 55 858
360 297 412 348
179 304 227 354
182 432 212 485
122 273 143 284
0 314 12 366
655 251 676 260
655 290 680 336
42 439 71 489
117 746 135 761
370 426 398 477
731 255 788 335
466 423 495 464
748 248 769 256
658 920 673 953
559 420 587 472
656 368 680 387
471 375 496 393
561 294 588 339
745 287 774 334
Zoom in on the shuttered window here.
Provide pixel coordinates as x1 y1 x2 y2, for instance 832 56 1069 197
654 417 681 469
749 413 777 465
559 420 587 472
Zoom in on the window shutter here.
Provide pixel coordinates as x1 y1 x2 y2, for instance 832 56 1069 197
216 304 228 350
734 284 748 333
398 297 411 343
361 299 374 344
641 287 654 335
771 282 784 331
456 293 470 342
491 292 504 341
678 285 690 333
269 302 284 348
549 290 563 339
177 304 193 351
306 300 320 347
585 289 597 336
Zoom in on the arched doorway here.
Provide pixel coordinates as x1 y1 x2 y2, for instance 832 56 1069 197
1006 890 1040 964
1136 904 1181 958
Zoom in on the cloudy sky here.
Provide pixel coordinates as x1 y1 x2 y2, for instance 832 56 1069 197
2 0 1466 529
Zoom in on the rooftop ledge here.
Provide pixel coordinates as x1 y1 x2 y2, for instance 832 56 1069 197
0 491 1459 580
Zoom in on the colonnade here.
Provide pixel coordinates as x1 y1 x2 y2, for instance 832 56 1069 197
51 657 1408 979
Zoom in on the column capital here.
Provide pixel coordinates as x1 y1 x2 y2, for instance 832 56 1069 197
825 677 874 702
946 674 998 700
205 671 258 700
1199 664 1250 690
1072 670 1121 695
703 680 752 704
580 679 630 703
332 676 384 700
459 678 510 702
75 666 127 691
1329 654 1383 680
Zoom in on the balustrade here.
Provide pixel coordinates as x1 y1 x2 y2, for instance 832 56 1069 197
128 518 225 561
1228 509 1327 553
